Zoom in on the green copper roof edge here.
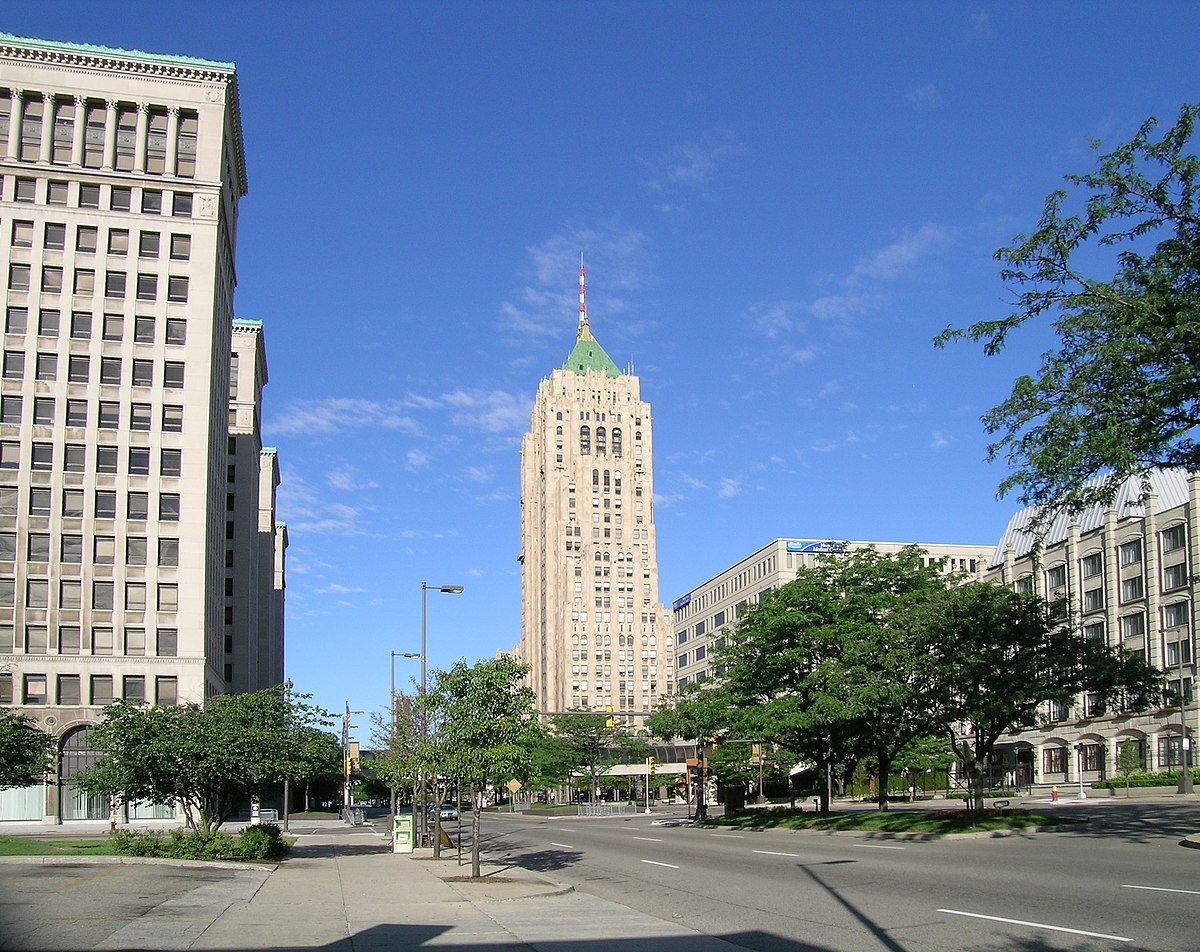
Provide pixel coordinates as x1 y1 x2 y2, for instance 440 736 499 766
232 318 263 329
0 33 235 71
562 338 622 378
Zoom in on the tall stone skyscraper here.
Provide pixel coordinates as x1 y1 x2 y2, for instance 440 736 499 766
519 260 672 722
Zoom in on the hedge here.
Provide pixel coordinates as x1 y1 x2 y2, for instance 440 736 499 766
110 823 289 861
1091 769 1200 790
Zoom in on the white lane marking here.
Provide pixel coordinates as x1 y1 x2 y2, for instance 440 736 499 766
1122 884 1200 896
711 833 744 839
632 836 662 842
641 860 679 869
557 827 577 832
549 842 575 849
938 909 1132 943
753 849 799 858
853 843 905 850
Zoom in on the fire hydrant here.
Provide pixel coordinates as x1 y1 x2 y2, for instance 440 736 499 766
1051 785 1059 802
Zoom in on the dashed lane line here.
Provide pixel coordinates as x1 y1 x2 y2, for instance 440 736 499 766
641 860 679 869
1122 884 1200 896
752 850 799 858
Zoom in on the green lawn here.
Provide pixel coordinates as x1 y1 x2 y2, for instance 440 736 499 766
705 808 1074 835
0 835 120 857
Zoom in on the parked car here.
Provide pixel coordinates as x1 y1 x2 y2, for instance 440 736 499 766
437 802 458 821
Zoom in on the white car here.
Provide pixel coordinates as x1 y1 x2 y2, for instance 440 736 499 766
437 802 459 821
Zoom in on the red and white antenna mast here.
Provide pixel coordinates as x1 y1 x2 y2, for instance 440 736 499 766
578 252 589 334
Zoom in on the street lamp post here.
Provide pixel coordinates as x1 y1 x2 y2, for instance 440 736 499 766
419 582 463 853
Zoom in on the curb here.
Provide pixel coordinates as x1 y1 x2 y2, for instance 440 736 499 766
0 854 276 870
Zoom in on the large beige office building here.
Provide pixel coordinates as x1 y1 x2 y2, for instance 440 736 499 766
0 34 285 822
519 263 672 721
984 469 1197 787
672 537 993 687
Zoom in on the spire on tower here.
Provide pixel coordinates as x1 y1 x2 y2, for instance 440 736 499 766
578 252 590 336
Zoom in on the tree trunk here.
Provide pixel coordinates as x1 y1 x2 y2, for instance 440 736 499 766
877 753 891 812
470 782 481 879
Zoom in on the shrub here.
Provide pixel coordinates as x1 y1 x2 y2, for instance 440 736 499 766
1092 768 1200 790
109 823 288 861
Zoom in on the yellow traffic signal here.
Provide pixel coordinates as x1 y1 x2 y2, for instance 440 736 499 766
647 756 656 777
604 705 614 728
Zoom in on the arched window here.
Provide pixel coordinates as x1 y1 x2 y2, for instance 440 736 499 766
596 427 607 454
612 428 622 457
555 426 562 436
580 426 591 455
604 470 611 492
614 471 622 494
635 430 642 443
592 469 600 491
556 411 562 420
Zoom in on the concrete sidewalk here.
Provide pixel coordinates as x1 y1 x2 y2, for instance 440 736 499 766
188 825 744 951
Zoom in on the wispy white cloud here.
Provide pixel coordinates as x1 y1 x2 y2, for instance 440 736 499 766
406 449 430 469
930 431 950 449
718 477 741 498
316 582 366 595
848 224 953 284
498 223 652 343
465 465 495 483
965 10 993 40
440 389 532 434
810 439 839 454
327 465 380 491
277 468 370 536
904 84 941 107
269 398 421 437
743 300 803 340
643 130 747 192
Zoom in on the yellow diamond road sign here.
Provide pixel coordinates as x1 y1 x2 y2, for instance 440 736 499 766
506 779 522 794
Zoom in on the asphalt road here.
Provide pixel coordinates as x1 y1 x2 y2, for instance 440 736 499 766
473 800 1200 952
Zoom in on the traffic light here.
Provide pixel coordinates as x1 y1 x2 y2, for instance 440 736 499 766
647 756 656 778
604 705 614 728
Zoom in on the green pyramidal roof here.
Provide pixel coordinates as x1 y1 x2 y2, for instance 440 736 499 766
563 323 621 378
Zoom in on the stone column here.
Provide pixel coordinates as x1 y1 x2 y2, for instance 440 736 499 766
70 95 86 167
133 102 148 173
38 92 54 164
102 99 118 170
7 88 24 160
165 106 180 175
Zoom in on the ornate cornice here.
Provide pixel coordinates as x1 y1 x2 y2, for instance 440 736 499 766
0 33 247 198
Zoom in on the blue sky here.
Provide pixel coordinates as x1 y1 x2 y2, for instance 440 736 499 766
9 2 1198 726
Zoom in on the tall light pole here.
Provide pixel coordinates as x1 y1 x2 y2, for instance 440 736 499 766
419 582 463 851
389 650 420 817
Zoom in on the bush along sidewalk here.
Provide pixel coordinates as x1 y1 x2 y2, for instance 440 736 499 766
110 822 290 861
1092 768 1200 791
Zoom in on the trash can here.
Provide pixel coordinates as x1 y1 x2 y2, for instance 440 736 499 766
393 814 414 854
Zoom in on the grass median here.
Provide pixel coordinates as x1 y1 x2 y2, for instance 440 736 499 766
703 808 1075 835
0 835 119 857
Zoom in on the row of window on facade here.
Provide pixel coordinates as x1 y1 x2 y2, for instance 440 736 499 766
6 307 187 345
3 350 185 386
8 262 189 301
0 576 180 612
8 219 192 264
1041 737 1191 773
1023 527 1188 592
0 530 179 566
0 671 180 707
0 482 182 521
3 176 196 216
0 92 199 177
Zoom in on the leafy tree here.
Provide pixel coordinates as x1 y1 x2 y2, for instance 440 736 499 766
715 547 951 811
647 682 733 818
1116 740 1144 797
369 692 422 812
547 711 648 800
0 710 53 789
925 582 1163 812
936 103 1200 515
290 726 343 812
75 685 331 831
417 656 542 876
892 736 956 801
